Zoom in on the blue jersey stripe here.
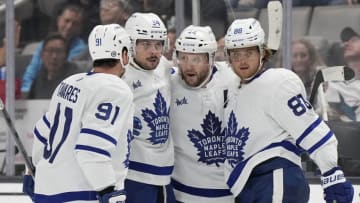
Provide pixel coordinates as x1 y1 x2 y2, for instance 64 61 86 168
34 190 97 203
75 144 111 157
42 115 51 129
129 160 173 175
171 178 231 197
296 117 322 146
80 128 117 145
33 128 47 144
308 130 334 154
227 140 301 188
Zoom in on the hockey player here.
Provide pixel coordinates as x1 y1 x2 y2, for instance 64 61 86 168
122 12 175 203
170 25 237 203
29 24 134 203
223 18 355 203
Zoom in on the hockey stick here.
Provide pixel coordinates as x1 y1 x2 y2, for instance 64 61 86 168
0 99 35 176
267 1 283 54
309 66 355 106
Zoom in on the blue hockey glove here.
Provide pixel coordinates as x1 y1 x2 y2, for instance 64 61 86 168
97 187 126 203
321 167 354 203
22 174 35 202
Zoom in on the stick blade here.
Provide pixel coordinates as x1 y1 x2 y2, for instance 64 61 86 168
267 1 283 52
321 66 355 82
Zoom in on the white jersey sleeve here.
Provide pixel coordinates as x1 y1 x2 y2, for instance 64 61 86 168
268 69 338 173
75 82 134 191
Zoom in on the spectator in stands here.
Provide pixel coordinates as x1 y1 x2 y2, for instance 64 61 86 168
28 33 82 99
215 36 226 61
0 19 22 101
100 0 132 26
325 27 360 122
323 27 360 177
291 38 326 98
71 0 134 70
21 3 86 94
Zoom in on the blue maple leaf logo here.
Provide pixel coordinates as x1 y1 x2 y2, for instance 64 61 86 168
225 111 249 168
123 130 133 168
187 111 225 167
141 90 170 144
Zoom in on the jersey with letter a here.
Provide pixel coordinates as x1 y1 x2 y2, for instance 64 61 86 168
224 68 338 196
170 62 238 203
122 56 174 185
32 72 134 203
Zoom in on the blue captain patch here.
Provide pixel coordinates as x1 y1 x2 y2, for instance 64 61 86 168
225 111 249 168
141 90 170 144
187 111 225 167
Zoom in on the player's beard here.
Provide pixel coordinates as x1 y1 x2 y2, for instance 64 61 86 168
181 68 210 87
144 56 160 70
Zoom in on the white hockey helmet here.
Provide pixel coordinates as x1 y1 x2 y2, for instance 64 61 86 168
125 12 167 55
224 18 265 51
88 24 131 64
225 18 266 81
175 25 217 64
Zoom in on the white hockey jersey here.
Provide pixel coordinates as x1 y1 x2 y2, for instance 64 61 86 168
32 72 134 203
325 79 360 121
122 57 174 185
224 68 339 196
170 62 238 203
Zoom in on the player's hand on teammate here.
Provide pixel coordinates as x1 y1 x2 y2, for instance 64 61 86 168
97 187 126 203
321 167 354 203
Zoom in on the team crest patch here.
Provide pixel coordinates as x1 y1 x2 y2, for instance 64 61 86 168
132 80 142 89
175 97 188 106
225 111 249 168
187 111 225 166
141 90 170 144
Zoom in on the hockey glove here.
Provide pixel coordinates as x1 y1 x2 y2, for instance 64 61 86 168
97 186 126 203
321 167 354 203
22 174 35 202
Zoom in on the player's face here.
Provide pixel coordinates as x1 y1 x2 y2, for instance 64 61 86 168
228 47 260 80
292 42 311 73
343 36 360 61
177 52 210 87
134 39 164 70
